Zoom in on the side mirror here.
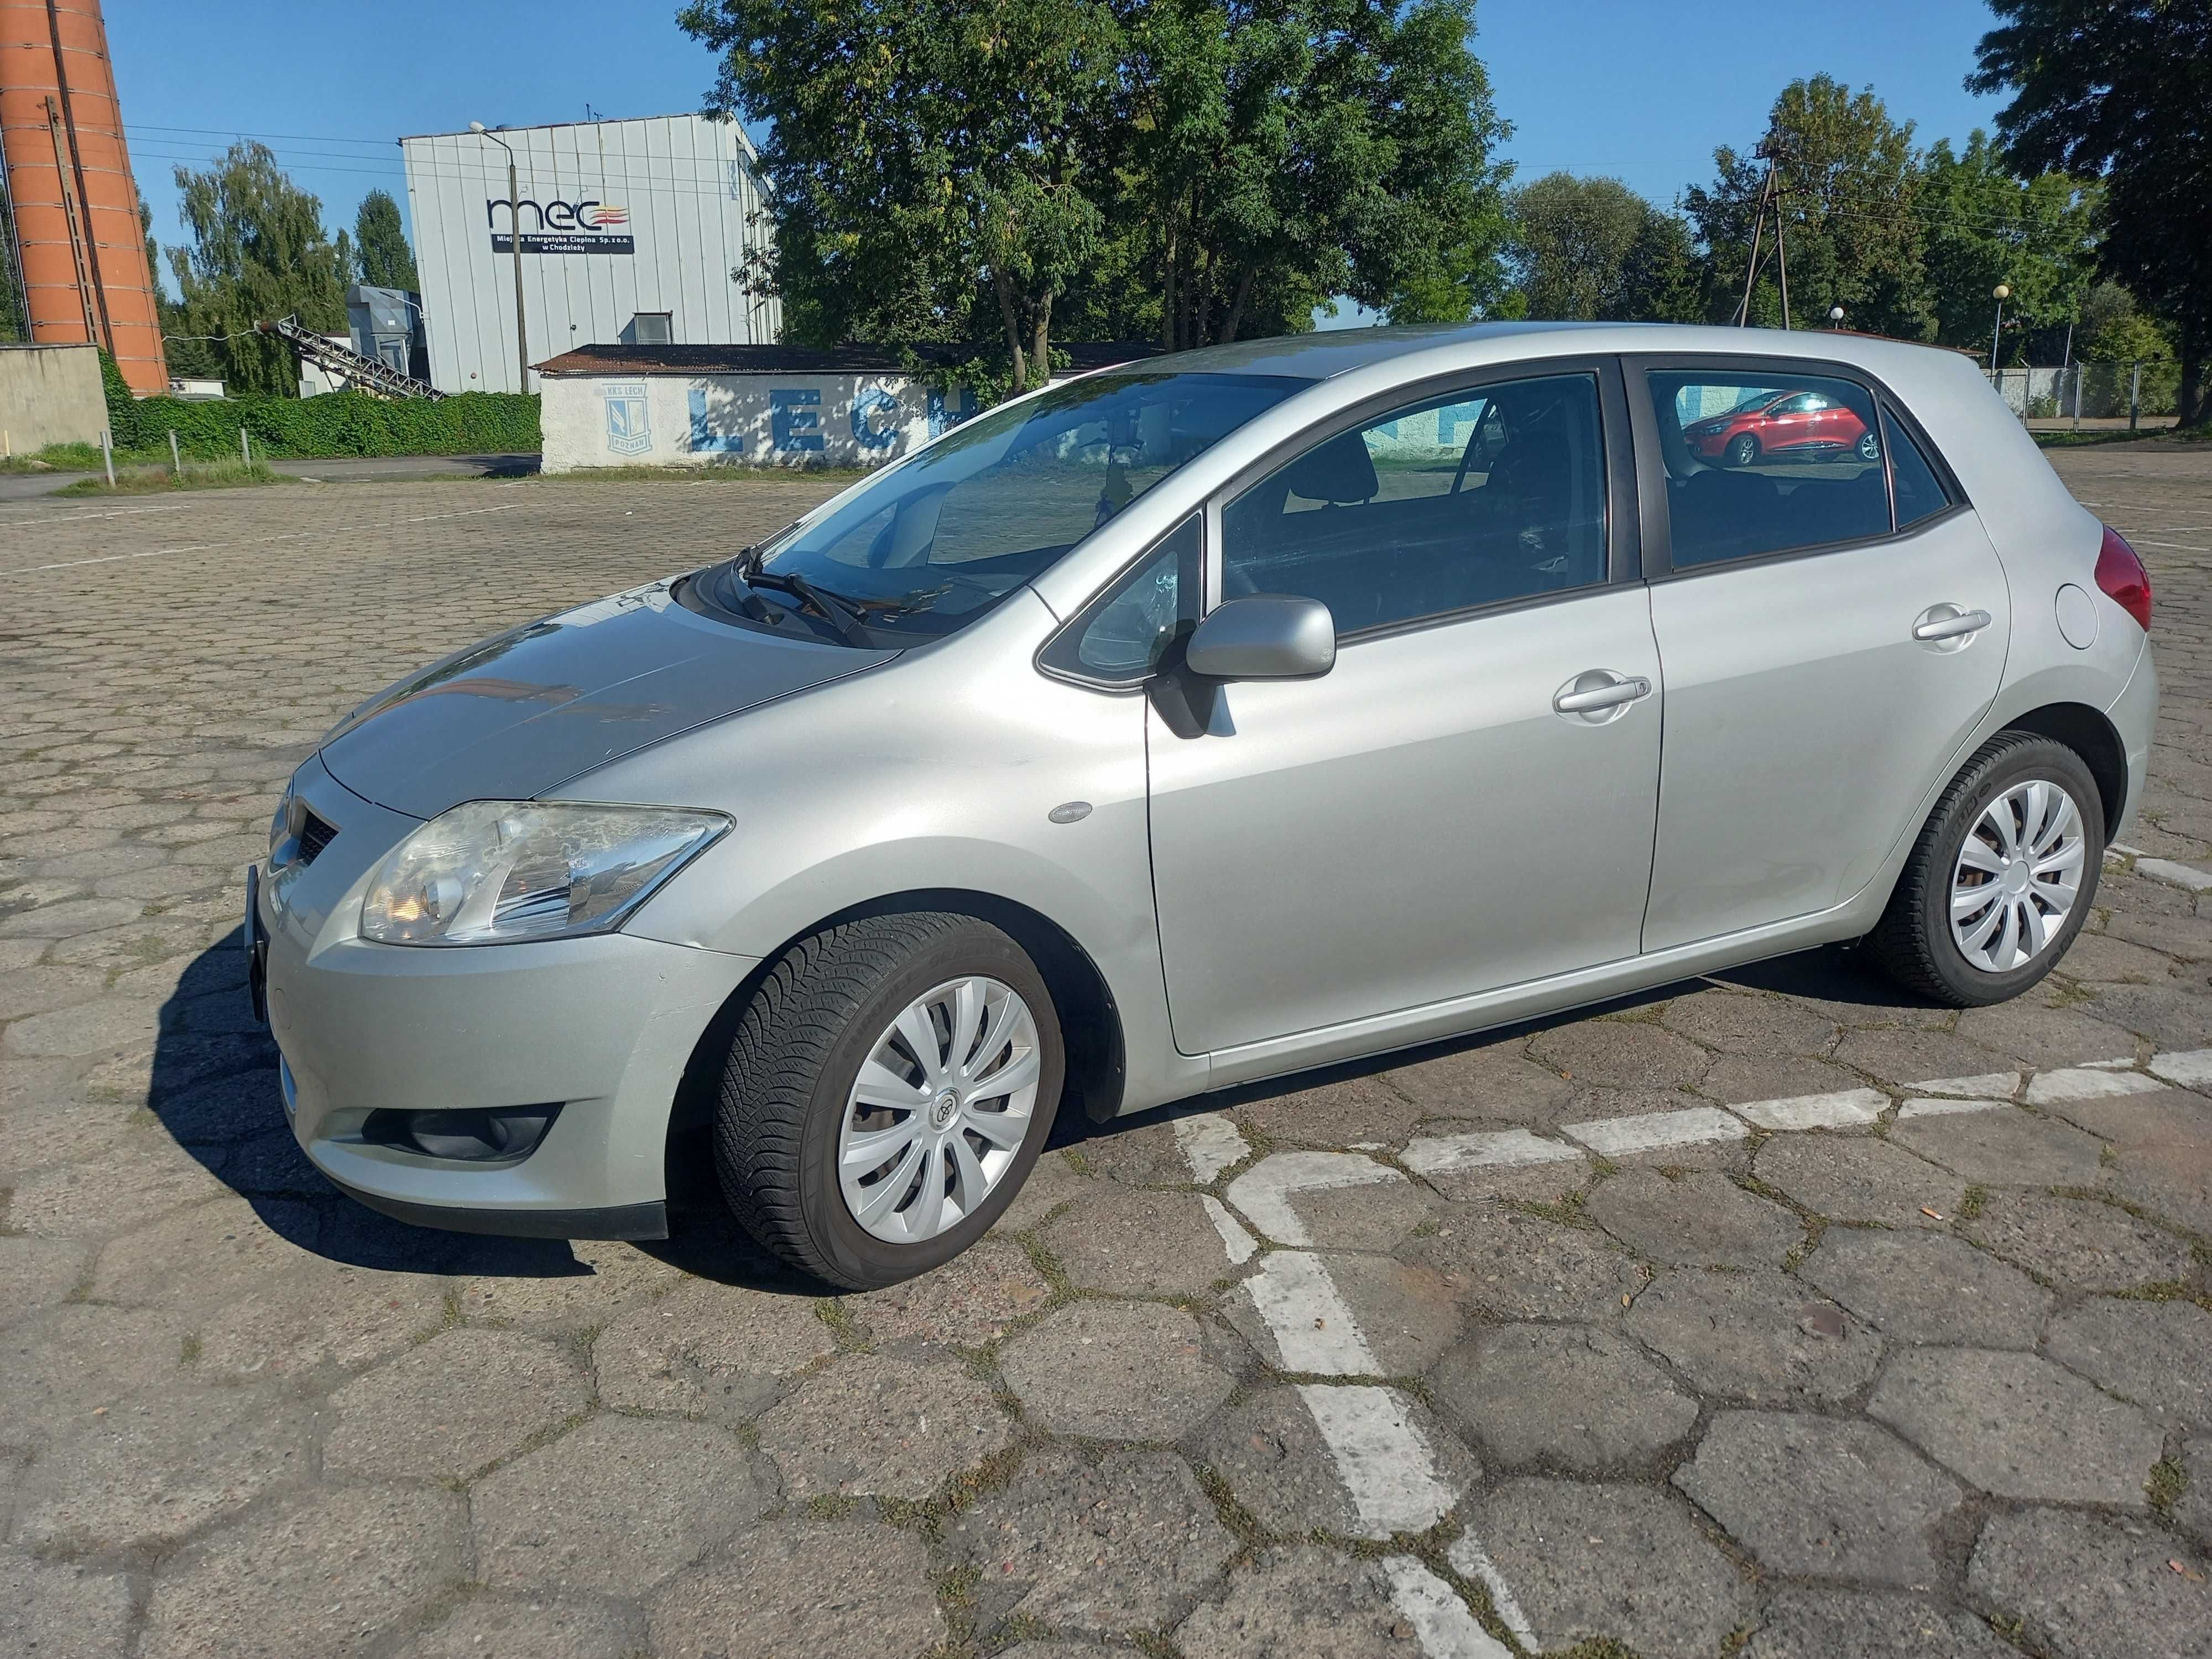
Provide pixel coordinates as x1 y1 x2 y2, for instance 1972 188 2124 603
1183 594 1336 680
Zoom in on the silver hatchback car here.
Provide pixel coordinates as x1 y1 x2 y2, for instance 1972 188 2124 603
252 322 2158 1288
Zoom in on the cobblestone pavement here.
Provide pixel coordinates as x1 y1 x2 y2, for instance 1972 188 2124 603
4 450 2212 1658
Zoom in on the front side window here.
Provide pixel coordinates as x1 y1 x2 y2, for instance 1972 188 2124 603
699 371 1305 643
1219 372 1608 635
1650 369 1891 567
1040 516 1201 685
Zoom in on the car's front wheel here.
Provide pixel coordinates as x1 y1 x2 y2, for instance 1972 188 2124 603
1855 429 1881 463
1726 433 1760 468
1867 732 2103 1006
713 912 1064 1288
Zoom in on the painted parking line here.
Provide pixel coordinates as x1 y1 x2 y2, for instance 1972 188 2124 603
2111 843 2212 893
1731 1087 1886 1131
2150 1048 2212 1089
1175 1114 1250 1185
1561 1106 1747 1157
2024 1065 2167 1105
1248 1251 1383 1375
1199 1194 1259 1264
1384 1557 1516 1659
1898 1095 2013 1120
1224 1149 1409 1247
0 502 521 577
1404 1127 1582 1176
1910 1070 2023 1099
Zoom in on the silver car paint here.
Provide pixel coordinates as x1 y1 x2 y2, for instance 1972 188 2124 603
260 321 2157 1229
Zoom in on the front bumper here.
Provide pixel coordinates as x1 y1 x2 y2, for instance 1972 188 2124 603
258 758 758 1238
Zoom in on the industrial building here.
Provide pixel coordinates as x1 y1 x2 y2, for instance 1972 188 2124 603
0 0 167 393
400 112 779 395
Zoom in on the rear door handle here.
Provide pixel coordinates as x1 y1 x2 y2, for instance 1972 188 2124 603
1912 606 1992 642
1553 671 1653 716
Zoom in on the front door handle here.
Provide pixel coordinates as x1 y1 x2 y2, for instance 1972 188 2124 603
1912 606 1992 643
1553 670 1654 719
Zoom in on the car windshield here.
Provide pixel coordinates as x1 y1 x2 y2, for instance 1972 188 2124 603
697 369 1306 642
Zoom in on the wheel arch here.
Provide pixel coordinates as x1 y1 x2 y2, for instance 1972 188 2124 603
2000 700 2128 840
667 887 1129 1165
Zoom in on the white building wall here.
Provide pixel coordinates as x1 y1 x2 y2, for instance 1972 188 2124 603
541 372 977 473
401 114 779 395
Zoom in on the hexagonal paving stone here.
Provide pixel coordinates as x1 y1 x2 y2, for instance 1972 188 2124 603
649 1519 945 1659
755 1349 1012 1501
1224 1252 1460 1378
1963 1191 2196 1293
1233 1074 1430 1149
1831 1028 2012 1089
999 1301 1234 1441
1754 1134 1965 1229
88 1193 314 1311
5 1139 227 1237
1282 1177 1436 1253
1531 1018 1711 1092
451 1237 694 1327
11 1385 311 1554
1470 1478 1756 1659
1073 1117 1210 1186
1041 1186 1233 1298
1795 1228 2054 1349
0 1553 133 1659
992 1146 1091 1232
1871 1348 2165 1506
2177 1432 2212 1551
472 1413 773 1593
1433 1324 1695 1474
1968 1507 2211 1659
1172 1546 1429 1659
1953 996 2140 1068
1741 1588 2019 1658
592 1280 836 1423
1401 1203 1645 1322
1673 1411 1963 1584
2080 980 2212 1051
191 1260 451 1380
840 1236 1053 1348
0 1235 84 1331
1585 1170 1802 1268
324 1327 589 1481
1660 988 1839 1057
392 1595 649 1659
2046 1297 2212 1427
5 1302 192 1446
1193 1383 1477 1540
944 1445 1238 1634
1702 1053 1869 1108
1890 1106 2113 1187
1628 1270 1881 1405
141 1484 468 1659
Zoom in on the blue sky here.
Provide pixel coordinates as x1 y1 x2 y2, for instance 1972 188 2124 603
110 0 2010 312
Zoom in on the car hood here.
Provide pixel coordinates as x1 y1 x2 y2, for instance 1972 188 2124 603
317 581 895 820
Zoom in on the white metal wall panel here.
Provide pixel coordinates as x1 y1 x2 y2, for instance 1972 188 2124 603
401 114 779 394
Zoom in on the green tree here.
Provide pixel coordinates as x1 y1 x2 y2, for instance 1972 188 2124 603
353 189 419 291
166 141 351 397
2075 279 2174 362
680 0 1513 382
1115 0 1513 348
1919 131 2098 364
0 171 25 341
681 0 1121 389
1505 173 1695 321
1685 75 1933 338
1969 0 2212 425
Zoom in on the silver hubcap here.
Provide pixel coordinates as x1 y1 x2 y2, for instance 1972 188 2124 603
837 975 1040 1244
1950 780 2086 973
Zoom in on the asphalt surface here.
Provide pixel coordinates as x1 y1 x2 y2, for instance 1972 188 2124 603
1 442 2209 1657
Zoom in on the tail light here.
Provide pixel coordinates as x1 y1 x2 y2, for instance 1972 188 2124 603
2095 524 2152 633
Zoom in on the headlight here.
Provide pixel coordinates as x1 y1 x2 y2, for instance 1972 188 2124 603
359 801 729 946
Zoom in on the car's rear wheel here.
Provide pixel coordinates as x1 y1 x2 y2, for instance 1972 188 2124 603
1855 429 1881 462
1866 733 2103 1006
713 912 1064 1288
1726 433 1760 467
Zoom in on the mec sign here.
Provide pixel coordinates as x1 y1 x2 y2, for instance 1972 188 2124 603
487 197 634 255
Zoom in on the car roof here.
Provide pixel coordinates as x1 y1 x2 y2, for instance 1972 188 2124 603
1136 320 1975 383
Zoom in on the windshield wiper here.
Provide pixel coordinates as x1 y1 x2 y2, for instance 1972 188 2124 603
707 549 782 627
742 558 875 648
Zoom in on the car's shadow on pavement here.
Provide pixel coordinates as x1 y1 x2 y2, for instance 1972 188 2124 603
150 931 810 1294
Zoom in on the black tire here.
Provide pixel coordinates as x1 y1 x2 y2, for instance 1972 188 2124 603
1855 429 1881 463
1726 433 1760 468
1866 732 2104 1007
713 912 1065 1288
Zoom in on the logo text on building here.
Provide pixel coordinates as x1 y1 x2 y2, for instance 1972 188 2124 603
488 198 635 255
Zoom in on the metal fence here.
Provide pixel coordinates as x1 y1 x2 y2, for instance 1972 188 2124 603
1986 361 2179 425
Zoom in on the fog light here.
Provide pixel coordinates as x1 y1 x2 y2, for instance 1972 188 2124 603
362 1105 561 1164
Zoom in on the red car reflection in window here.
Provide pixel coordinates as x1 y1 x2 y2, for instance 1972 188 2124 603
1684 390 1880 467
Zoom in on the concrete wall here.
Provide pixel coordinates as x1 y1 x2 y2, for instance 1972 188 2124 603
0 342 107 453
541 371 975 473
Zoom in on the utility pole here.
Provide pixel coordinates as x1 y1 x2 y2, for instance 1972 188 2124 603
471 122 530 393
1734 138 1791 330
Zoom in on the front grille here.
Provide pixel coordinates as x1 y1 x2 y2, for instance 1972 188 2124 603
296 808 338 866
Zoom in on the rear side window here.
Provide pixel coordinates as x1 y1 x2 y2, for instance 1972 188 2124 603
1648 370 1890 567
1885 407 1953 529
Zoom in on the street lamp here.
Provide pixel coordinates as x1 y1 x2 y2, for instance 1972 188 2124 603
471 121 530 393
1989 284 2011 372
1828 305 1845 329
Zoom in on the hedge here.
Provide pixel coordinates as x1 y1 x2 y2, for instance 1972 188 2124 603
100 350 538 460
